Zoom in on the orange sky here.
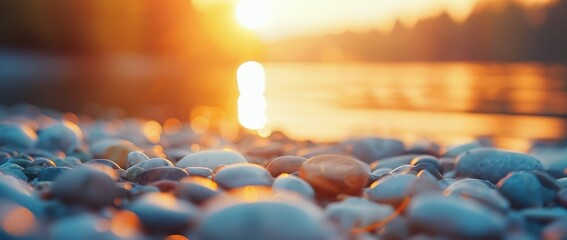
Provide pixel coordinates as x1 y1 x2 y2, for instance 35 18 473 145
193 0 556 40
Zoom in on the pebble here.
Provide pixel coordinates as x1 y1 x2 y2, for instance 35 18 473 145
175 177 221 204
441 141 483 158
558 189 567 207
128 192 199 234
497 171 543 209
444 178 510 211
367 174 416 206
266 155 306 177
199 187 329 240
38 167 72 182
299 154 370 197
125 158 174 181
185 167 214 178
51 167 118 208
91 139 141 169
370 154 418 171
325 197 394 233
134 166 189 185
342 137 405 163
0 123 37 150
126 151 150 168
273 174 315 199
1 105 567 240
36 122 82 153
213 163 273 189
32 157 56 167
455 148 544 184
176 149 248 170
85 159 122 169
407 193 507 239
410 155 443 174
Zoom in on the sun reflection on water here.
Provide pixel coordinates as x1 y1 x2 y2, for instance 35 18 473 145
237 61 268 130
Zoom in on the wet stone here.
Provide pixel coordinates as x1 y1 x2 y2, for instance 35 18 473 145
367 174 416 206
405 140 441 156
455 148 544 184
185 167 214 178
176 149 247 170
126 158 174 181
497 172 543 209
273 174 315 199
342 137 405 164
129 192 199 234
127 151 150 169
213 163 272 189
32 157 56 167
444 178 510 211
266 155 306 177
198 195 328 240
134 166 189 185
370 154 418 171
5 156 33 170
0 123 37 149
52 156 82 167
325 197 394 233
557 189 567 207
441 141 483 159
299 154 370 197
85 159 122 169
91 139 142 169
51 167 119 208
410 155 443 174
22 166 44 180
407 193 506 239
23 149 58 160
175 177 221 205
36 122 82 153
390 164 414 174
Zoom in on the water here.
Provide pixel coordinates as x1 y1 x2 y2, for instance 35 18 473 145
262 62 567 151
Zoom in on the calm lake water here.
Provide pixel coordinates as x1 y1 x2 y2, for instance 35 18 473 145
262 62 567 151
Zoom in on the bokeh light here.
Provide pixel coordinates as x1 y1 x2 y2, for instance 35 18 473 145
235 0 273 30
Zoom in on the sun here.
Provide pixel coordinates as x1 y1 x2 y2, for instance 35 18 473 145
235 0 272 30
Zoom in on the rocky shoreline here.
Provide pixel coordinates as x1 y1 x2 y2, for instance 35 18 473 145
0 105 566 240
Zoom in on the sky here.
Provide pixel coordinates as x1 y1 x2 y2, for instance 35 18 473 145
194 0 557 40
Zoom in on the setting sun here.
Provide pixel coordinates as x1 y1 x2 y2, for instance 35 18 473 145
235 0 272 30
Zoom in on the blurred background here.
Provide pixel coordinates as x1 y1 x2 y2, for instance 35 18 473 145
1 0 566 150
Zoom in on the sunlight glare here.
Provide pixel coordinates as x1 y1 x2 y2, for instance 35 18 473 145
237 61 268 130
235 0 272 30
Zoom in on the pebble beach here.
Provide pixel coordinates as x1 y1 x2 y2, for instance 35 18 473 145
1 104 567 240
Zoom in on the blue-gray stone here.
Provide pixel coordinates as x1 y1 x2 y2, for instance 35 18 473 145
497 172 542 209
129 192 199 234
325 197 394 233
36 123 81 153
51 167 118 208
442 141 483 159
185 167 213 178
38 167 72 182
0 123 36 149
369 154 418 171
407 193 506 239
455 148 543 184
198 201 328 240
213 163 272 189
134 166 188 185
273 174 315 199
367 174 416 206
342 137 405 163
176 149 247 170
